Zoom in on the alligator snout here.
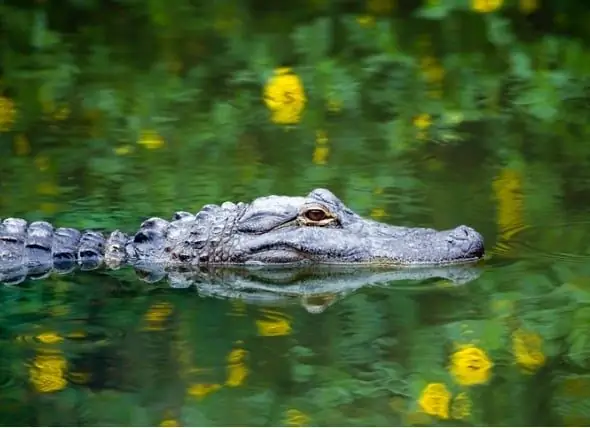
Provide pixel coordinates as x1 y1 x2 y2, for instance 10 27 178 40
446 225 485 260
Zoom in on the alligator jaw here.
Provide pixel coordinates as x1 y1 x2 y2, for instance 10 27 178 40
236 221 485 267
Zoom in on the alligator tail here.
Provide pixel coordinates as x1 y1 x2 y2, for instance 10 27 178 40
0 218 130 285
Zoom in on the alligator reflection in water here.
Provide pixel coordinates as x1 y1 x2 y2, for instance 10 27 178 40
173 264 483 312
2 259 482 312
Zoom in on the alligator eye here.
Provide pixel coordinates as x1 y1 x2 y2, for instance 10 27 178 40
304 209 328 222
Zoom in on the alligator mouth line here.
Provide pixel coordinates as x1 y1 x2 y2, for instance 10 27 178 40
235 258 484 267
242 242 483 268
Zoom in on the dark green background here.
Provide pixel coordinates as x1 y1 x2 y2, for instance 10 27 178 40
1 0 590 425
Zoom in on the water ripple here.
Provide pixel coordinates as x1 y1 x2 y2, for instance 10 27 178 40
13 322 125 352
491 220 590 264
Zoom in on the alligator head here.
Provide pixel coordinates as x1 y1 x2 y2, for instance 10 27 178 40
226 188 484 266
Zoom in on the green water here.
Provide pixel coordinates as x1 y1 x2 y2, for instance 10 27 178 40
3 0 590 426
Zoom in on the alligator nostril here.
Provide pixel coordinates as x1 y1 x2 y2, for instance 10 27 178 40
444 225 485 259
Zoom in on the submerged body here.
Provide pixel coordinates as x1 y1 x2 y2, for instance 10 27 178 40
0 188 485 284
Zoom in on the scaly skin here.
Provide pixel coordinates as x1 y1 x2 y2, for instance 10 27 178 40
0 188 485 285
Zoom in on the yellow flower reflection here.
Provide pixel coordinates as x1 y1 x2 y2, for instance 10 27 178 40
14 134 30 156
418 383 451 419
512 328 545 372
450 392 472 420
37 182 59 196
256 309 292 336
356 15 376 28
326 98 343 112
143 302 174 331
492 167 524 241
40 202 58 215
449 345 493 386
312 147 329 165
229 300 247 317
263 68 307 125
29 352 68 393
256 318 292 336
316 130 328 145
312 130 330 165
284 409 311 426
187 383 222 399
226 362 248 386
145 302 174 321
41 102 70 122
36 332 63 344
471 0 503 13
226 345 249 387
413 113 432 140
0 96 16 131
413 113 432 130
227 347 247 364
420 56 445 99
138 129 165 149
370 208 387 219
114 145 133 156
35 155 50 171
420 56 445 84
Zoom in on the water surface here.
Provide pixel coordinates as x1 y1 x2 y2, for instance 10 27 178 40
2 1 590 426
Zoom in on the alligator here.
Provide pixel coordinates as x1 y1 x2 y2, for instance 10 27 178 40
0 188 485 285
